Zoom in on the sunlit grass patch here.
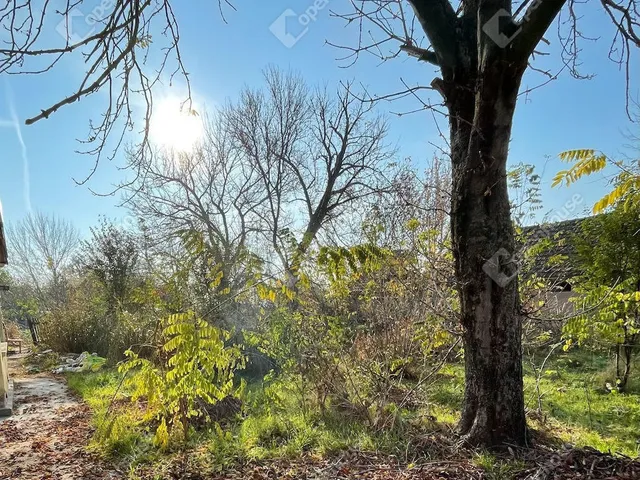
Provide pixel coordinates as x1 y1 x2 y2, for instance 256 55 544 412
472 452 527 480
66 370 152 459
68 350 640 475
523 352 640 456
425 351 640 457
204 378 413 463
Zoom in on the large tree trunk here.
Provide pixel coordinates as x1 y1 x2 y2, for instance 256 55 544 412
446 59 528 446
404 0 567 450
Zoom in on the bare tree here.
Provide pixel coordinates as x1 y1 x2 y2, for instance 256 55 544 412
224 68 394 284
7 212 79 307
129 68 394 307
126 114 264 305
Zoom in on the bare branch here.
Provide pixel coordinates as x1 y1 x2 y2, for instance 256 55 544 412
512 0 569 60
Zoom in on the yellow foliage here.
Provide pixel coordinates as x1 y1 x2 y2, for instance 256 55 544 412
154 418 170 450
554 149 640 213
552 150 608 189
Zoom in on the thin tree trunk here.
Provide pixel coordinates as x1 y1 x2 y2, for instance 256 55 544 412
620 339 632 392
447 61 527 446
285 215 323 291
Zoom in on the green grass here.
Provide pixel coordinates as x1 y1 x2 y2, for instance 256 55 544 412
69 349 640 477
201 379 416 466
472 452 527 480
525 350 640 456
425 349 640 457
68 370 415 473
66 370 154 461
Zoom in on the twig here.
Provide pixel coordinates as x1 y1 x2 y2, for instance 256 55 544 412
398 338 460 409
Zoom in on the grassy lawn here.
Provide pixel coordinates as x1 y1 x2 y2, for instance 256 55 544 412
66 349 640 474
427 349 640 456
67 371 411 469
66 371 153 459
526 350 640 456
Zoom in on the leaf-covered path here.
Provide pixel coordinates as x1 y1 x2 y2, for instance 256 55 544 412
0 354 122 480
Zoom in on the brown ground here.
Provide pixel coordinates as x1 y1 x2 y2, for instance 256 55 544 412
140 453 485 480
0 353 123 480
135 447 640 480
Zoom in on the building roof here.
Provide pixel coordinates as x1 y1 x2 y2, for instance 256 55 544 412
520 217 589 286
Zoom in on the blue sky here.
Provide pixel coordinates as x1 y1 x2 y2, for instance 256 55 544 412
0 0 637 235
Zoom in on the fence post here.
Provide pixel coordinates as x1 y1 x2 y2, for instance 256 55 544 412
27 315 40 345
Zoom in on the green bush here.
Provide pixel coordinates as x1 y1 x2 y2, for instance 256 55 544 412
120 311 245 449
40 276 111 355
39 274 159 363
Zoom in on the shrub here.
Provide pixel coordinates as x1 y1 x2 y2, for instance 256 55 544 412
119 311 245 449
39 274 160 362
40 276 111 355
251 243 455 426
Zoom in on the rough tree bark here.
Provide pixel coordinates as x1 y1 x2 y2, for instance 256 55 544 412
405 0 567 446
447 59 527 446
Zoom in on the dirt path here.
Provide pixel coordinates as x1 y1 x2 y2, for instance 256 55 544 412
0 354 123 480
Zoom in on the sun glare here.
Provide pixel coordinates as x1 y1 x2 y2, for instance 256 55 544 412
151 97 203 152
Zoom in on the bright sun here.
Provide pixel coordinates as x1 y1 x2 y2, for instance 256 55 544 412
151 97 203 152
